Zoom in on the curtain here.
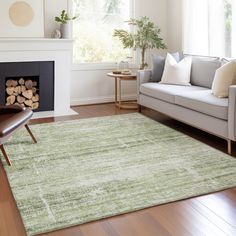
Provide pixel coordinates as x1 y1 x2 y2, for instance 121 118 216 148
183 0 234 57
232 1 236 56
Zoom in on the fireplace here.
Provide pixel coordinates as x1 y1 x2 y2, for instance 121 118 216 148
0 39 75 117
0 61 54 112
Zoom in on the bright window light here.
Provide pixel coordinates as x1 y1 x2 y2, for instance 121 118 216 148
183 0 234 57
73 0 133 64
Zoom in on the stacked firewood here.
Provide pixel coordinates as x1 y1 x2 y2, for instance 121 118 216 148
5 78 39 110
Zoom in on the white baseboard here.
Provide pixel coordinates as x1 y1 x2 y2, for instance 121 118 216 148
33 109 78 119
71 94 137 106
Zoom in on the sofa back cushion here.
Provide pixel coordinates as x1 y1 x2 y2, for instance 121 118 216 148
187 55 221 88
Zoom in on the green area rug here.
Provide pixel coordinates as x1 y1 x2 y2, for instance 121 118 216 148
2 113 236 235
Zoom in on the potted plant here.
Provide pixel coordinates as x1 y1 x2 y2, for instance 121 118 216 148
55 10 78 39
114 16 167 70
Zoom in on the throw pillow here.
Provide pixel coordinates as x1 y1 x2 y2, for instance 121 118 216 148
212 60 236 98
221 58 236 84
152 52 183 82
160 53 192 86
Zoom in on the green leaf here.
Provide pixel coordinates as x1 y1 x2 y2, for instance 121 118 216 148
55 17 62 23
113 16 167 68
55 10 78 23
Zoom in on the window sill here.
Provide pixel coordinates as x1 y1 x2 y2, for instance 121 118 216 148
72 63 139 71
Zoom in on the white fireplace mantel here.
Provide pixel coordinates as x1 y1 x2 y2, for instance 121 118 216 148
0 38 76 118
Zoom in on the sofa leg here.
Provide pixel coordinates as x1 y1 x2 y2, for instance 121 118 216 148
0 145 11 166
227 140 232 155
138 105 142 113
25 124 37 144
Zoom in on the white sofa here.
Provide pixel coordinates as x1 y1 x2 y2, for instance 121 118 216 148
137 56 236 154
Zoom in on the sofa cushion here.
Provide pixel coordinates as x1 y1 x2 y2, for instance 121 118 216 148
160 54 192 86
212 60 236 98
140 83 208 104
221 58 236 84
152 52 183 82
175 90 228 120
189 55 221 88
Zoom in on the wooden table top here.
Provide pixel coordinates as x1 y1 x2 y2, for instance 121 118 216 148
107 72 137 80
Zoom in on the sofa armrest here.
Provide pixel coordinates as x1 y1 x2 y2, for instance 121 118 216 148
228 85 236 141
137 69 152 98
137 69 152 85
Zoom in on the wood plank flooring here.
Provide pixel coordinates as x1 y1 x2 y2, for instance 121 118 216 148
0 103 236 236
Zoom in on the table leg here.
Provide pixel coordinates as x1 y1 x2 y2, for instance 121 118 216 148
115 77 117 103
119 78 121 109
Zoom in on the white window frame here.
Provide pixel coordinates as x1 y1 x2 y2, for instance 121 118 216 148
70 0 138 71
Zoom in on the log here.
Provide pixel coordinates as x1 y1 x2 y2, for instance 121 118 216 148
32 81 37 87
14 86 21 94
21 86 26 93
14 103 25 108
17 96 25 104
6 95 16 105
6 87 14 95
25 80 33 89
6 80 18 87
19 78 25 85
32 102 39 110
22 90 33 99
32 87 37 94
24 100 33 107
32 94 39 102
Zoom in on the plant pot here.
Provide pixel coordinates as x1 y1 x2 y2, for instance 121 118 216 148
60 23 70 39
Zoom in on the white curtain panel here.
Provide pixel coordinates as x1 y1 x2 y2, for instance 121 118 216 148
232 1 236 56
183 0 208 55
183 0 228 57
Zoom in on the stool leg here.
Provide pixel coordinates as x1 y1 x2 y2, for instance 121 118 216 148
25 124 37 144
0 145 11 166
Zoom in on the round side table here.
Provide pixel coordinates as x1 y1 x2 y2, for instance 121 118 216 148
107 72 138 110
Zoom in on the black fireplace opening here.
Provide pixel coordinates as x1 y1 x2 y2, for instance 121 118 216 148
0 61 54 112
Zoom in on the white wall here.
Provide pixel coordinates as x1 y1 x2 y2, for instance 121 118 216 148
44 0 69 38
71 0 168 105
4 0 169 106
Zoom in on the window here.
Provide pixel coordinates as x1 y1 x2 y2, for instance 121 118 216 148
73 0 133 64
183 0 236 57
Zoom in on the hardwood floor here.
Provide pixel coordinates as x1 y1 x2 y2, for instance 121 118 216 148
1 103 236 236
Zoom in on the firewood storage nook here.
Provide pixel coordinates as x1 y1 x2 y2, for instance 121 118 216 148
0 61 54 112
6 76 40 110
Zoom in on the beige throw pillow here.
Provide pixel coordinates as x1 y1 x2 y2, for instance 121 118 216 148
212 60 236 98
160 53 192 86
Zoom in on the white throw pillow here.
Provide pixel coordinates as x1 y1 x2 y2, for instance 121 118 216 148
160 53 192 86
212 60 236 98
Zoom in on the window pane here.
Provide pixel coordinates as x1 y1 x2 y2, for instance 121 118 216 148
73 0 132 63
